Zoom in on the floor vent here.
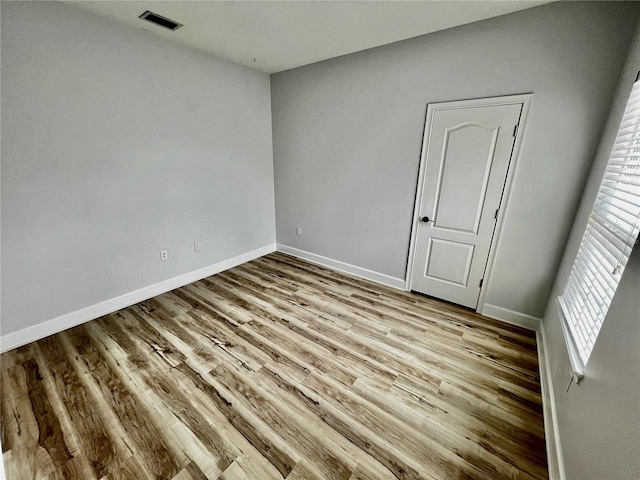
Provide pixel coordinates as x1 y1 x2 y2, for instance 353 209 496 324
139 11 183 31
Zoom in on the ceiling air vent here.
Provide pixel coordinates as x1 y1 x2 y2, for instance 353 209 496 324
139 11 183 31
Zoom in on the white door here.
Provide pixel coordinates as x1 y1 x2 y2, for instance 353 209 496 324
409 98 523 309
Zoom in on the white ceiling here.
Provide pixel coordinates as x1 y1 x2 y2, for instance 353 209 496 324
64 1 549 74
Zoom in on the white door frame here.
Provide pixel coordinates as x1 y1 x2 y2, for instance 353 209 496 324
405 93 533 314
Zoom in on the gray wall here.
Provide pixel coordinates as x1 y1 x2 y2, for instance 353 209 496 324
541 22 640 480
271 2 639 318
1 1 275 335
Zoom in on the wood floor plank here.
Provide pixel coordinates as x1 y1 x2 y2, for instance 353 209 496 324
170 362 300 478
211 363 355 480
98 311 242 475
27 344 106 480
85 318 231 479
353 377 547 480
1 252 547 479
2 358 60 480
36 335 140 480
259 365 431 480
65 326 182 480
251 367 397 480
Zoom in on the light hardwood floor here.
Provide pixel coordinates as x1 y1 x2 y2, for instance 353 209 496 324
1 252 548 480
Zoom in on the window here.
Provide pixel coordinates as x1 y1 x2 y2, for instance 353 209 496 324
558 79 640 377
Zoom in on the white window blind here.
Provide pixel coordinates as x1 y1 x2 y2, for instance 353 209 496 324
558 79 640 372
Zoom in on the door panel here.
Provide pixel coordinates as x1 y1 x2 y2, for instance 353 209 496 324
424 239 474 286
410 100 522 308
435 124 497 233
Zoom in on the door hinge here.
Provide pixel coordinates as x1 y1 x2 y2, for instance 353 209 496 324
494 208 499 220
479 279 484 288
513 123 519 137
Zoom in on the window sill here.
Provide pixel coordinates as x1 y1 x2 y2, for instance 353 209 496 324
556 297 586 383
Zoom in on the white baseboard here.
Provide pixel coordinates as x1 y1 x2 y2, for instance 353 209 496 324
276 244 406 290
479 303 541 331
0 244 276 353
537 322 566 480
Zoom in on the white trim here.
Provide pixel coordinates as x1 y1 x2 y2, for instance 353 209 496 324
0 244 276 353
405 94 534 312
555 297 585 380
480 303 541 331
404 97 434 292
276 244 405 290
537 322 566 480
476 94 533 311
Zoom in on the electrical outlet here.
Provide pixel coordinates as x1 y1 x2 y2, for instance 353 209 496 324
296 227 302 236
160 250 168 261
194 242 201 253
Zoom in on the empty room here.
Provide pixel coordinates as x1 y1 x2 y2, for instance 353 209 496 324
1 1 639 479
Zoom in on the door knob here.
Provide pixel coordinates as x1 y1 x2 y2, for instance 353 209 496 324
420 216 433 223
